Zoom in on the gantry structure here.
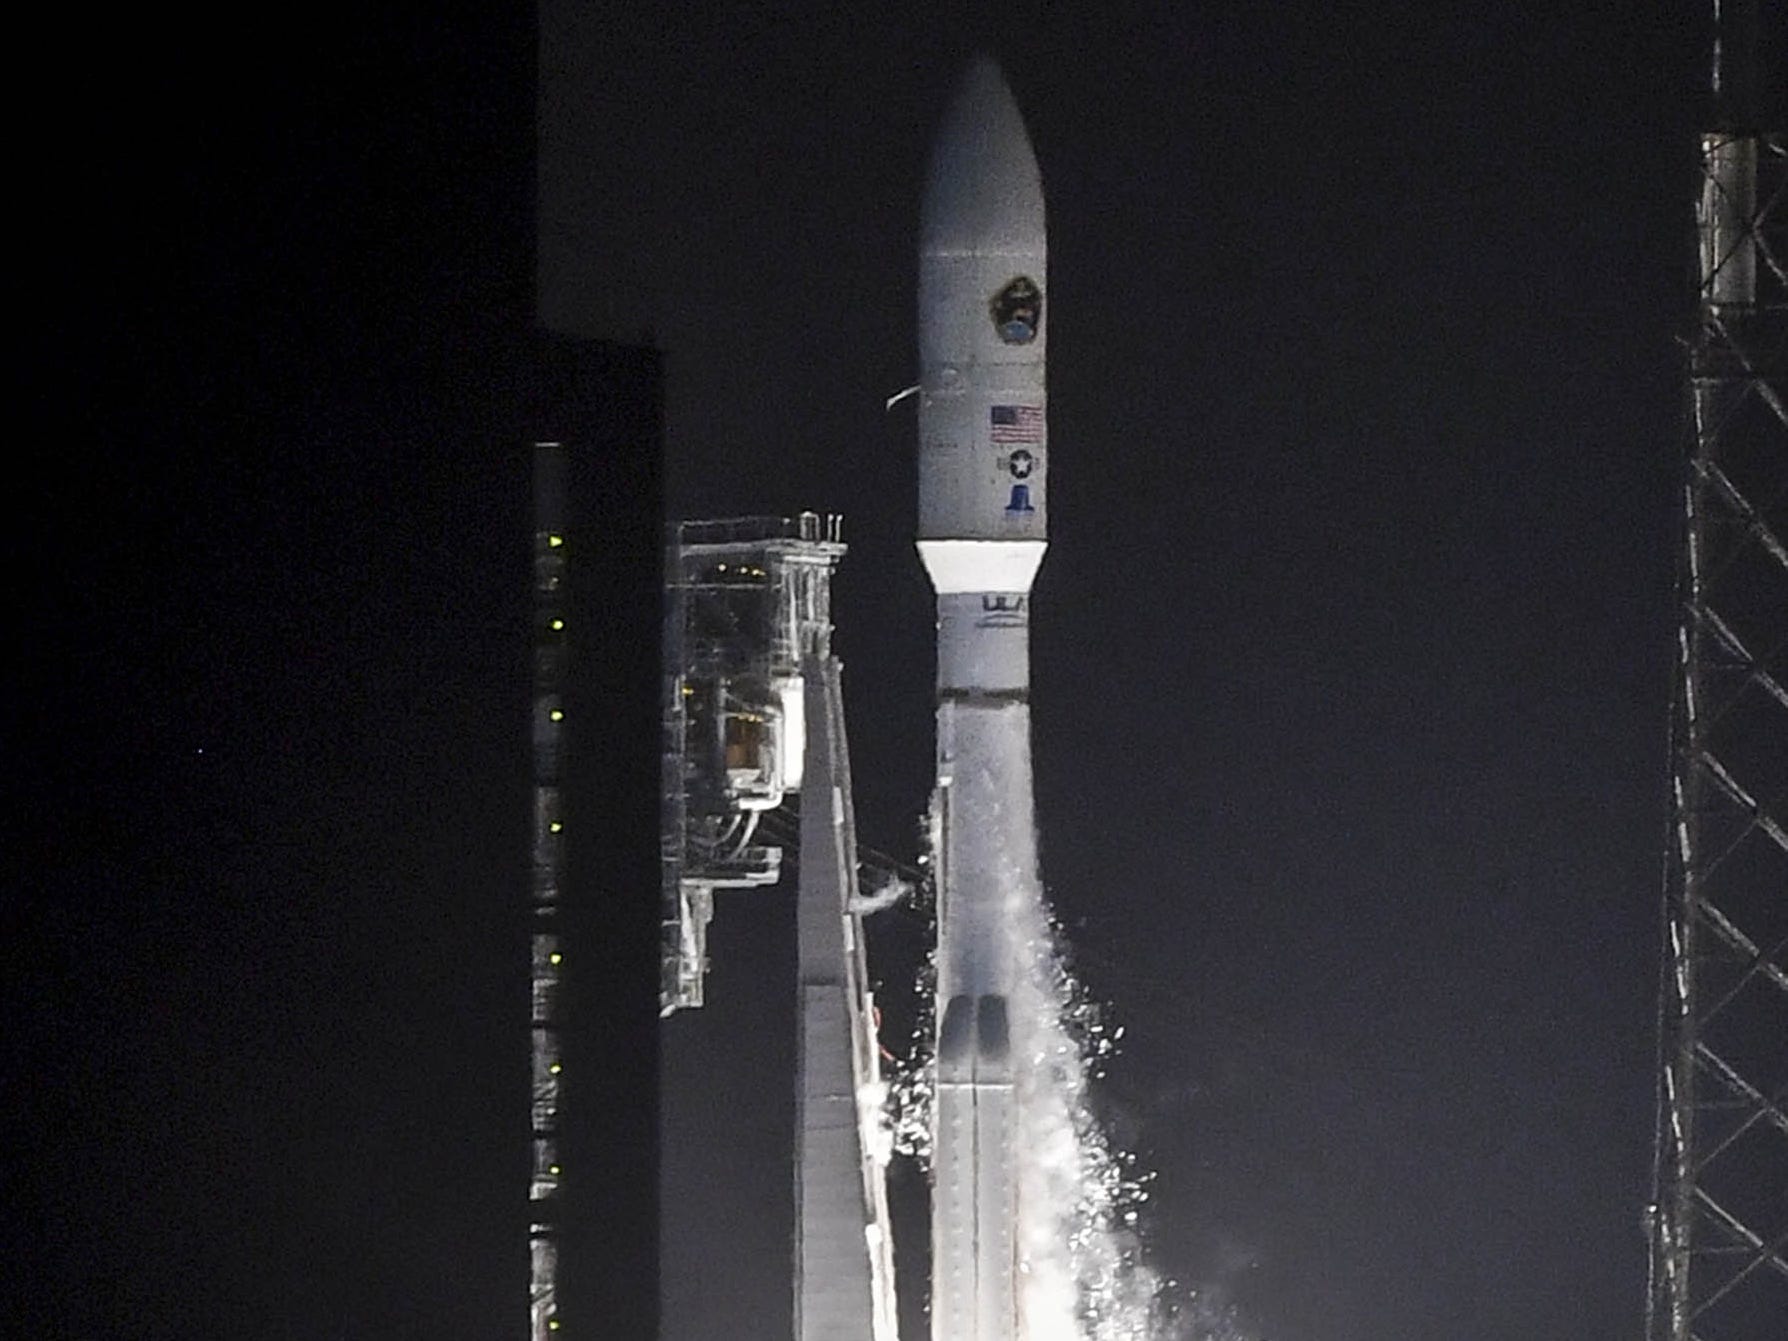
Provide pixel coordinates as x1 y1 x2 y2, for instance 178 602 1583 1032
660 514 900 1341
1646 5 1788 1337
658 516 834 1014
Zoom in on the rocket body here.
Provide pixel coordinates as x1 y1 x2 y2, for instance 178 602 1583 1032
919 57 1047 1341
917 56 1048 600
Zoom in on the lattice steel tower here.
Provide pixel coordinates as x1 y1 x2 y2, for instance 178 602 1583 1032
1646 5 1788 1338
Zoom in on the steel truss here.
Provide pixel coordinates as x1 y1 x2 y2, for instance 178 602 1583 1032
1647 128 1788 1341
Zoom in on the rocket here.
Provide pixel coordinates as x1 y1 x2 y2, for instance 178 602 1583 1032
918 56 1046 1341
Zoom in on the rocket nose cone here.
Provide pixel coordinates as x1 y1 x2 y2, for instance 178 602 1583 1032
921 56 1044 254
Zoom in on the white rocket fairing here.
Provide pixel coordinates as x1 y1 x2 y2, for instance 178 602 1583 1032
919 57 1047 1341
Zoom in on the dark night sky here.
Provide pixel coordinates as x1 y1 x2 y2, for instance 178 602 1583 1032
541 5 1716 1340
9 3 1760 1340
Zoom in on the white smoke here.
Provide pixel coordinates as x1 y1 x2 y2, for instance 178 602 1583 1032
850 872 914 916
1006 900 1170 1341
881 820 1264 1341
885 904 1185 1340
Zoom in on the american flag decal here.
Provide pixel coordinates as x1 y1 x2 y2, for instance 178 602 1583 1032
989 404 1043 444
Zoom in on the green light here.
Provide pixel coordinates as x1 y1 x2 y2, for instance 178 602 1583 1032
549 709 564 722
549 1164 561 1175
550 618 564 631
549 952 562 965
548 535 563 549
549 821 562 833
549 1063 561 1075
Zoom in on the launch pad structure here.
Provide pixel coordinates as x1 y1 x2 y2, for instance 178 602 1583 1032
660 513 900 1341
1645 8 1788 1338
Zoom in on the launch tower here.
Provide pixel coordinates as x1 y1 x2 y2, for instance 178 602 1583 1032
1646 5 1788 1337
659 516 828 1014
659 514 900 1340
